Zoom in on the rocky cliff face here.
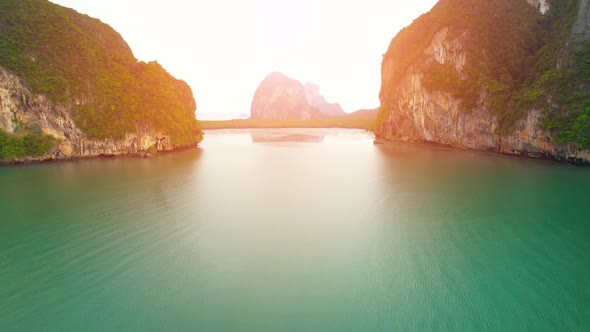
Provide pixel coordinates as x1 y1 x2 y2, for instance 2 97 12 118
0 67 189 163
377 0 590 164
573 0 590 38
303 83 345 116
0 0 201 163
251 72 321 120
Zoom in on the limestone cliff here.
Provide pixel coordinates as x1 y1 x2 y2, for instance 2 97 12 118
0 0 202 163
377 0 590 164
0 67 188 162
303 83 345 116
251 72 321 120
573 0 590 38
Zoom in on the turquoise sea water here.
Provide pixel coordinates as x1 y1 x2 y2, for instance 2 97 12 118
0 128 588 331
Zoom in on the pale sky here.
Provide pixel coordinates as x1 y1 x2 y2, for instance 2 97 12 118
50 0 438 118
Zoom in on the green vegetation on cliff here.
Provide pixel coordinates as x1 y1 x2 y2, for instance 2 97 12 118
0 0 201 145
542 38 590 148
0 129 57 159
380 0 590 148
381 0 544 126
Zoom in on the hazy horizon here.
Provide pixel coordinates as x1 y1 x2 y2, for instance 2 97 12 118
49 0 438 118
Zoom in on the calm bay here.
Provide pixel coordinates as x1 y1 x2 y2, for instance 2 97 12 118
0 128 588 331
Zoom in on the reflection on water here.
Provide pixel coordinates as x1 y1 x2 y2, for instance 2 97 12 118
250 129 326 143
251 132 326 143
203 128 374 146
0 129 589 331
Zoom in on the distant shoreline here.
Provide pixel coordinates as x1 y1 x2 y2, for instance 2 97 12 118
199 118 376 132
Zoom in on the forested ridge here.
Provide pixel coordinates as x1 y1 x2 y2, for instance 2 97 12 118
0 0 201 151
380 0 590 148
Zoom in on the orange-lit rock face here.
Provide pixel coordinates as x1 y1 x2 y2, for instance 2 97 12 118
377 0 590 164
251 72 321 120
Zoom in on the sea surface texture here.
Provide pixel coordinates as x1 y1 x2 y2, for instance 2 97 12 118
0 129 588 331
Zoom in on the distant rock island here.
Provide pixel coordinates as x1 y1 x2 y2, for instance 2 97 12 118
0 0 202 163
303 83 345 116
250 72 321 120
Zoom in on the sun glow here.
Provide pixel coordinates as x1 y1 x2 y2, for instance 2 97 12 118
50 0 438 117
